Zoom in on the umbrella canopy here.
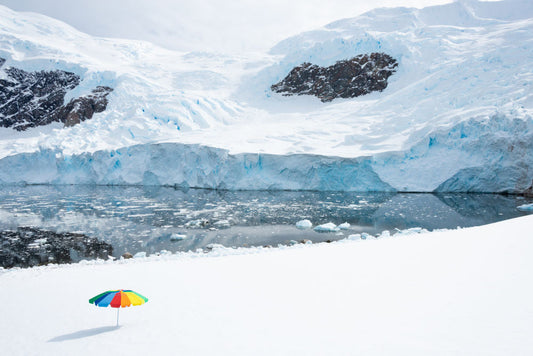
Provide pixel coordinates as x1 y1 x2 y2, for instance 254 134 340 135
89 289 148 308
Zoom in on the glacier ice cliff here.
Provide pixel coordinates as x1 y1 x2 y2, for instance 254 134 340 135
0 143 394 191
0 115 530 193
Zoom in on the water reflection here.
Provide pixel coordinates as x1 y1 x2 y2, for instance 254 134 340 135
0 185 531 259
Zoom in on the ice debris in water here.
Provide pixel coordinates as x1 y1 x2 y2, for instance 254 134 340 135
517 203 533 212
213 220 231 228
170 233 187 241
314 222 340 232
185 219 210 228
296 219 313 229
133 251 147 258
338 222 350 230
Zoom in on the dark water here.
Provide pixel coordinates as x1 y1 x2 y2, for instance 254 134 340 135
0 185 531 259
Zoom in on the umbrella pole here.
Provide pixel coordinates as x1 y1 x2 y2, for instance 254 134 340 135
116 308 120 327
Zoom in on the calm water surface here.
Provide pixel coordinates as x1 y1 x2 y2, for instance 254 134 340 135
0 185 531 258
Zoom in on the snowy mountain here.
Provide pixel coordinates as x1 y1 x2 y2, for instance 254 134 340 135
0 0 531 193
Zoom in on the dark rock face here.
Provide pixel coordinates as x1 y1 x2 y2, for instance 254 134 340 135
525 181 533 197
61 86 114 127
271 53 398 102
0 58 113 131
0 227 113 268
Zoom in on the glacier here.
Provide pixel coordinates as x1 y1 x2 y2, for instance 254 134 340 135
0 1 532 192
0 143 394 191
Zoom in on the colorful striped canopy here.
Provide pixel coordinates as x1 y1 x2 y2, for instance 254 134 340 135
89 289 148 308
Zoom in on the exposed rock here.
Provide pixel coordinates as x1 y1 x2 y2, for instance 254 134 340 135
0 58 113 130
61 86 114 127
0 65 80 130
524 181 533 197
271 53 398 102
122 252 133 259
0 227 113 268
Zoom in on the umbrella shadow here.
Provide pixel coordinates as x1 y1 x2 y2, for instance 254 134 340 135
48 325 121 342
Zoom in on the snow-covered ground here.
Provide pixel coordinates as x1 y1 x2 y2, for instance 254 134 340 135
0 1 532 192
1 215 532 355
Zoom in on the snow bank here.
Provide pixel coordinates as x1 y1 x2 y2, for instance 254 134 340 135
1 215 532 355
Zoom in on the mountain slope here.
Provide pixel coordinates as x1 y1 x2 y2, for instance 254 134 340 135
0 1 532 192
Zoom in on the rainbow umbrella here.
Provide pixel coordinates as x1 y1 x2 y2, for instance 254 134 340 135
89 289 148 326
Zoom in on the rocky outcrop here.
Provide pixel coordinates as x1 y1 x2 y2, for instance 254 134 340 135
271 53 398 102
61 86 113 127
0 58 113 130
0 227 113 268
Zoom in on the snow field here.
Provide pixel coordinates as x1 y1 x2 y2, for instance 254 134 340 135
1 215 533 355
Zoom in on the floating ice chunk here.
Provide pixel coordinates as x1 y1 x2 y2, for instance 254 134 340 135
213 220 231 228
185 219 209 228
296 219 313 229
517 203 533 212
170 233 187 241
361 232 372 240
393 227 429 236
338 222 350 230
133 251 147 258
314 222 339 232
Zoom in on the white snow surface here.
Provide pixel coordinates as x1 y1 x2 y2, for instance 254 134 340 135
0 1 532 192
1 215 533 355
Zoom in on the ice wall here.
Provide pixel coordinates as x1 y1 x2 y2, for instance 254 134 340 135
0 115 530 193
0 143 394 191
372 115 533 193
